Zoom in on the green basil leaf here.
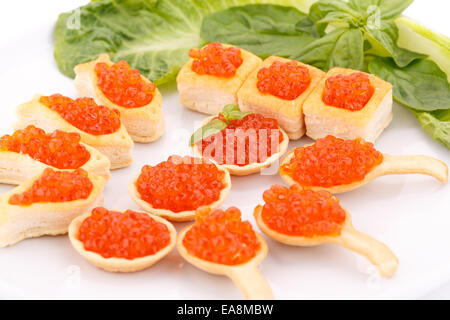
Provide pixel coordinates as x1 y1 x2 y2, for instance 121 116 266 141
348 0 413 20
54 0 313 84
200 4 317 58
295 17 320 38
309 0 361 35
221 104 251 122
221 104 241 115
189 118 227 146
292 28 363 71
414 109 450 149
364 20 426 67
368 57 450 111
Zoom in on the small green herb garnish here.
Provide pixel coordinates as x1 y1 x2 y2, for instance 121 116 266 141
189 104 251 146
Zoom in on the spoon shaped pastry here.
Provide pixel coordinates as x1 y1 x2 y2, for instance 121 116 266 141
69 207 176 272
177 207 273 299
254 184 398 278
280 135 448 193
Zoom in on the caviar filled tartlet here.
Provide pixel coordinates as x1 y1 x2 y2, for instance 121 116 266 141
254 184 398 277
0 168 105 248
191 105 289 175
302 67 393 142
177 207 273 299
238 56 325 140
15 94 133 169
177 42 262 115
69 207 176 272
129 155 231 222
0 126 110 184
74 54 165 143
280 135 448 193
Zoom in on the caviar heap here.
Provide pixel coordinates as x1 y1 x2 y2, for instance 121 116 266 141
322 72 374 111
189 42 243 78
257 61 311 100
95 60 156 108
78 208 170 260
9 168 93 206
197 114 283 166
0 126 90 169
280 135 383 187
136 156 226 213
40 94 121 135
261 184 346 237
183 207 261 265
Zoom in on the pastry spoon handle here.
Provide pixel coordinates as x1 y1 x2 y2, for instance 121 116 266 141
227 265 274 300
379 155 448 183
335 228 399 278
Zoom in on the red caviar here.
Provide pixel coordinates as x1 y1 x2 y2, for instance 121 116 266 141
257 60 311 100
9 168 93 206
197 114 283 166
95 60 156 108
0 126 90 169
183 207 261 265
322 72 374 111
40 94 121 135
280 135 383 187
189 42 243 78
136 156 226 213
261 184 346 237
78 207 170 260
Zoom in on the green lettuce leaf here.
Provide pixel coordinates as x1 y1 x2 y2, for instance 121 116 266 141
414 110 450 149
200 4 317 58
54 0 313 85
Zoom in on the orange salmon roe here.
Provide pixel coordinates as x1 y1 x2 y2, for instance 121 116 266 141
95 60 156 108
281 135 383 187
40 94 121 135
78 207 170 260
0 126 90 169
183 207 261 265
257 60 311 100
136 155 226 213
197 114 283 166
322 72 374 111
189 42 243 78
261 184 346 237
9 168 93 206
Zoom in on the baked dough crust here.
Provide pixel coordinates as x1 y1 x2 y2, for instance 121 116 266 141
15 94 134 169
68 209 176 272
176 43 262 115
74 53 165 143
0 142 111 185
302 67 393 142
238 56 325 140
128 159 231 222
191 116 289 176
0 171 105 248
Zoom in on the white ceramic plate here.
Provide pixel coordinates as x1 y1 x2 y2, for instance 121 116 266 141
0 0 449 299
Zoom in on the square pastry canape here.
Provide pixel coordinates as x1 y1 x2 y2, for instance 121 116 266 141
176 42 262 115
237 56 325 140
302 67 393 142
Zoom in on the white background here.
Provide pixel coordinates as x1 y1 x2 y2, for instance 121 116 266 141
0 0 449 299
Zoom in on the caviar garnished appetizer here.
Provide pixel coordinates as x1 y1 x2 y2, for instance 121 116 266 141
261 184 346 237
257 60 311 100
8 168 93 206
95 60 156 108
189 42 243 78
0 125 90 169
191 105 288 175
78 208 171 259
40 94 121 135
183 207 261 266
134 155 228 213
281 135 383 187
322 72 374 111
